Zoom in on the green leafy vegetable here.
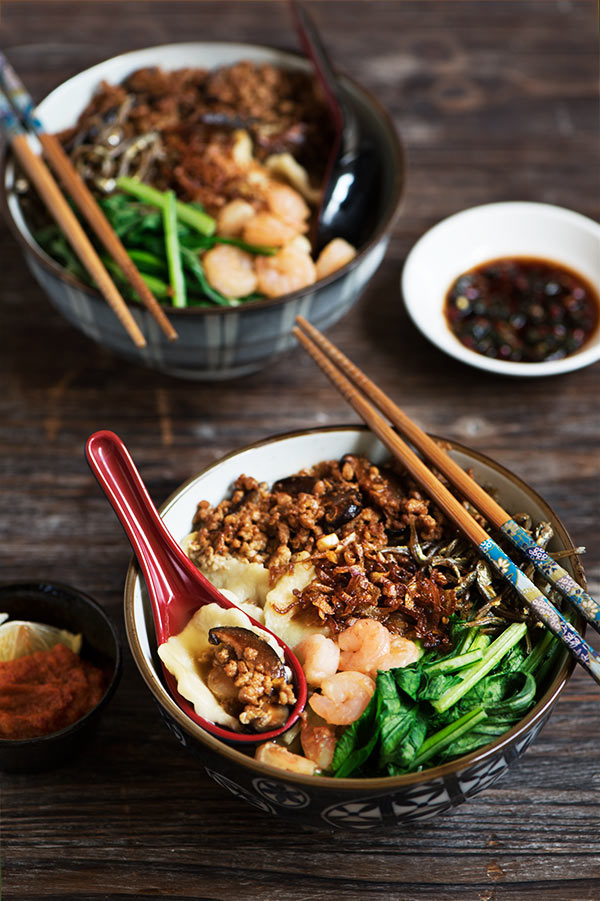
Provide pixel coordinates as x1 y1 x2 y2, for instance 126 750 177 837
392 663 423 701
432 622 527 713
102 258 171 300
331 691 381 778
418 670 462 702
468 632 492 654
411 707 488 769
126 249 168 276
377 671 421 768
331 620 550 779
521 628 554 675
385 709 428 772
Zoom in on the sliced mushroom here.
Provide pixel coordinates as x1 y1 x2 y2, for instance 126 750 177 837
272 474 317 495
207 627 296 733
208 626 285 674
323 488 363 529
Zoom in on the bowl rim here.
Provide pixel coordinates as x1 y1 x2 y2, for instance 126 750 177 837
123 424 582 789
401 200 600 378
0 40 405 316
0 579 122 747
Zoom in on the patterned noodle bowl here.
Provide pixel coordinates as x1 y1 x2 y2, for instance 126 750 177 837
124 426 584 831
0 43 404 380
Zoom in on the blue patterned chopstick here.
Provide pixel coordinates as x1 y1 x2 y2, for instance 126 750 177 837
0 86 27 141
479 537 600 683
0 51 43 132
500 519 599 631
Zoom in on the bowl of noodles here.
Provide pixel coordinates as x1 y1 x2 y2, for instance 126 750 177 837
124 425 583 830
1 43 404 380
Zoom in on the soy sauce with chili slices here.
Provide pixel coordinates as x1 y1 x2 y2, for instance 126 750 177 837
444 257 599 363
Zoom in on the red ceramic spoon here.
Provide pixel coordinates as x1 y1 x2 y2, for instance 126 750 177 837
86 430 307 744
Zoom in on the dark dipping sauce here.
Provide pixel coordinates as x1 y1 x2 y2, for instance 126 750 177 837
444 257 599 363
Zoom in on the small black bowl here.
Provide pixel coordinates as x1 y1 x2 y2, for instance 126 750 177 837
0 581 122 773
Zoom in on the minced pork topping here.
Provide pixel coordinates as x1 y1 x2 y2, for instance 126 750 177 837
187 455 471 648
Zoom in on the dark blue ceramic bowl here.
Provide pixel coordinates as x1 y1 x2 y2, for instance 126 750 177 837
0 581 122 773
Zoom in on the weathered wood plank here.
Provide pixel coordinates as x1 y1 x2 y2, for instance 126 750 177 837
1 2 598 899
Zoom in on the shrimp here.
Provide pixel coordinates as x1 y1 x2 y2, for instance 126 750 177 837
295 634 340 687
378 636 421 671
315 238 357 280
300 716 337 770
337 619 391 677
286 234 312 256
265 182 310 229
202 244 257 299
255 245 317 298
242 212 299 248
255 741 317 775
309 671 375 725
216 199 256 237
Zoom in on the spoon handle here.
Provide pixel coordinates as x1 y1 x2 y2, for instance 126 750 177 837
86 430 308 743
289 0 344 131
85 430 224 638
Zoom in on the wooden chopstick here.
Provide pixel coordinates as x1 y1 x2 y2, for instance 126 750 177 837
38 134 178 341
0 52 177 343
2 107 146 349
295 316 600 636
293 320 600 686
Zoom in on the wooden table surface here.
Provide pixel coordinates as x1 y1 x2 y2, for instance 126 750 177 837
1 2 598 898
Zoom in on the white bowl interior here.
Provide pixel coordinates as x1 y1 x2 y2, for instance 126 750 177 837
401 202 600 377
130 427 574 695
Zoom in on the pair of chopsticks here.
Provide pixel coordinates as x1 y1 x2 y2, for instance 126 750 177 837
294 316 600 686
0 52 177 348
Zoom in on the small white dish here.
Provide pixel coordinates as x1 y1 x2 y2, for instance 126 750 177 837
401 202 600 377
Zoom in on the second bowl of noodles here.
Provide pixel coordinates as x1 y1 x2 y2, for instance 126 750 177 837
1 42 404 380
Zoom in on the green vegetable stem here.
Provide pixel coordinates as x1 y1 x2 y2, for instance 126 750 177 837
411 707 488 769
163 191 187 309
425 649 484 674
431 622 527 713
102 258 171 300
116 176 216 236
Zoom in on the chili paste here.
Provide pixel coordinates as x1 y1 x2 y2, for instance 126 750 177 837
0 642 105 740
444 257 599 363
